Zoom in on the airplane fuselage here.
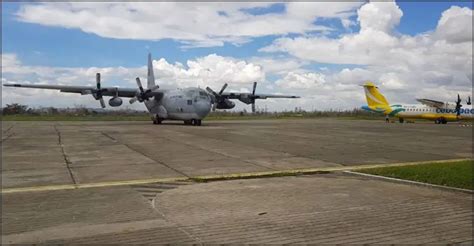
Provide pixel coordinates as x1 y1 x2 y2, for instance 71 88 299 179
145 87 212 122
3 53 299 126
362 104 474 122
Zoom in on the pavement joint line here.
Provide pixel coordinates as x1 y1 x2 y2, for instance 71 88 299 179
1 133 15 143
159 129 276 172
2 124 15 134
1 177 190 194
100 132 117 142
344 170 473 194
123 143 192 178
1 158 471 194
53 124 77 185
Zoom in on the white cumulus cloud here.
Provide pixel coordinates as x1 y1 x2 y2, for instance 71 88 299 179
1 53 269 109
261 1 472 106
15 2 362 48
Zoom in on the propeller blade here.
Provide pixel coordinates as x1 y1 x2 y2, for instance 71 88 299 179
136 77 144 93
99 98 106 108
96 73 101 89
218 83 228 95
251 103 256 113
455 94 462 116
206 87 218 97
252 82 257 95
467 96 471 105
149 85 160 91
129 97 138 104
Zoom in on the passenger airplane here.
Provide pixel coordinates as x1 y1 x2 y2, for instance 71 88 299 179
361 82 473 124
3 53 299 126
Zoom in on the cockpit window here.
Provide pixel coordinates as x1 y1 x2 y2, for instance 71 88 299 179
185 90 195 97
199 91 208 96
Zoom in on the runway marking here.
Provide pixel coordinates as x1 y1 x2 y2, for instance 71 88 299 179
1 158 471 194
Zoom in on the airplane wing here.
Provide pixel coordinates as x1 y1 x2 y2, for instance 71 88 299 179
220 92 300 100
416 98 445 108
3 83 163 98
206 82 300 112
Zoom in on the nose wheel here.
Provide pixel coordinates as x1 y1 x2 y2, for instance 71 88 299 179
185 119 202 126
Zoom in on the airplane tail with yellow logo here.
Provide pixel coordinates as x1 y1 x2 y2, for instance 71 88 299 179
363 82 389 107
361 82 392 114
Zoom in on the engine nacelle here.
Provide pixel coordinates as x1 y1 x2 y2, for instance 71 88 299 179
216 99 235 109
238 94 253 104
108 97 123 107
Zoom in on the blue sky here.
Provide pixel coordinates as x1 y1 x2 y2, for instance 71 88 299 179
2 2 472 110
2 1 471 68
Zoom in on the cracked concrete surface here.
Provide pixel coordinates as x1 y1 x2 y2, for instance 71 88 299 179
1 119 472 244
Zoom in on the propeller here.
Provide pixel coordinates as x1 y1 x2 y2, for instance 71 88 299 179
129 77 159 104
455 94 462 117
206 82 259 112
251 82 257 113
206 83 228 111
467 96 471 105
94 73 107 108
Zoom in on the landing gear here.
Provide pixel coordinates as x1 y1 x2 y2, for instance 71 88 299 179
435 118 447 124
189 119 202 126
399 118 404 123
185 119 202 126
152 115 162 125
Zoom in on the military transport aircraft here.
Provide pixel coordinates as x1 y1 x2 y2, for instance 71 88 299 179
361 82 473 124
3 53 300 126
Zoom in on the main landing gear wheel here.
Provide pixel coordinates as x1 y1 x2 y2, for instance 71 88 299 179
399 118 404 123
189 119 202 126
152 116 162 125
435 118 447 124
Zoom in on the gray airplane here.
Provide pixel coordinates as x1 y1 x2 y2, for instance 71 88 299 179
3 53 300 126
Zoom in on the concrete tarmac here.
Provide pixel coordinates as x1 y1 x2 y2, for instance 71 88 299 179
1 119 472 243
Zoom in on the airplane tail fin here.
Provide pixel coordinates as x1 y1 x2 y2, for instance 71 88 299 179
363 82 389 107
147 53 156 89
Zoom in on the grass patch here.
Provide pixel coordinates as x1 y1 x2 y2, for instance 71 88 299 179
358 160 473 190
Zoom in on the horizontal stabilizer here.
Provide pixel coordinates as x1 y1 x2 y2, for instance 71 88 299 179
416 98 445 108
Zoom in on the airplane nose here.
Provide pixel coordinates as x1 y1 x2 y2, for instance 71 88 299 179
195 100 211 119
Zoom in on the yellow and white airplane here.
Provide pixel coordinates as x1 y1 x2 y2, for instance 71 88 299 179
361 82 473 124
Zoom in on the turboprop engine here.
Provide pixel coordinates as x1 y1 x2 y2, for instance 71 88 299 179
108 97 123 107
216 99 235 109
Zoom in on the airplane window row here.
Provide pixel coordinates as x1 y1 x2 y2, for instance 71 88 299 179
405 108 435 112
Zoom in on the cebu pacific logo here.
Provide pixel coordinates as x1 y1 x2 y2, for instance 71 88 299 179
436 108 474 114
